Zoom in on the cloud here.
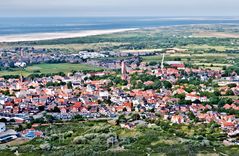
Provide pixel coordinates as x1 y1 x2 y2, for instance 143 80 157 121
0 0 238 17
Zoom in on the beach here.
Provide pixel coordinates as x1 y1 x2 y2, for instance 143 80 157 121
0 28 137 42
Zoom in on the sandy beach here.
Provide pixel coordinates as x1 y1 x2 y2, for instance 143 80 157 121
0 28 137 43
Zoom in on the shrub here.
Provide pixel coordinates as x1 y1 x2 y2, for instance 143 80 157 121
64 131 73 138
40 143 51 151
84 133 97 140
50 134 59 141
73 136 87 144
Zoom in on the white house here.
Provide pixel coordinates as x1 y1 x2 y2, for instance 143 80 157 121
0 96 6 105
99 91 109 98
14 62 27 68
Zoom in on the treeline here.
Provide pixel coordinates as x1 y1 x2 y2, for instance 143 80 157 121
208 49 239 54
223 59 239 76
1 69 104 80
28 72 66 79
130 73 172 90
90 74 127 86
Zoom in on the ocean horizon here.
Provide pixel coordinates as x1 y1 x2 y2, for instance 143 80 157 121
1 17 239 36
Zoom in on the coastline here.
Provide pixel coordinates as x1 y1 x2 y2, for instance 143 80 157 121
0 28 137 43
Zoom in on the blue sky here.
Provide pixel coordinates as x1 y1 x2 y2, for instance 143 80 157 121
0 0 238 17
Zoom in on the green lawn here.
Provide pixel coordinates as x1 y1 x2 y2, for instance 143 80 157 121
0 63 103 77
142 53 238 70
182 44 236 51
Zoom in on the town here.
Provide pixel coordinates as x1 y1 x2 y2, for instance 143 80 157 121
1 0 239 155
0 47 239 150
0 47 155 70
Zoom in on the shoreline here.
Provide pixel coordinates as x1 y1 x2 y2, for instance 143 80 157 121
0 28 137 43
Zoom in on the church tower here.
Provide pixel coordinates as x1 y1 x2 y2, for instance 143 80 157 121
121 61 127 80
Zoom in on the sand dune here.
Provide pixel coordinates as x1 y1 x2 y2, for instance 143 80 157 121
0 28 137 43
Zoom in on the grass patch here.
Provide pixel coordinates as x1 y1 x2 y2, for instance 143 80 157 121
183 44 235 51
0 63 103 77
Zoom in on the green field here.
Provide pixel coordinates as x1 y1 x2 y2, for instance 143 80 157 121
0 63 103 77
182 44 236 51
142 53 237 70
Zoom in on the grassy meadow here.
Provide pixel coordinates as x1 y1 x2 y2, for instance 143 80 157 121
0 63 103 77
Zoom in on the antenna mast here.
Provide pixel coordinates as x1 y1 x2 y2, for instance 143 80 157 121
161 53 165 90
161 53 165 70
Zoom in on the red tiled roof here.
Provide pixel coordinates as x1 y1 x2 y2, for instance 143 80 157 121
222 122 234 127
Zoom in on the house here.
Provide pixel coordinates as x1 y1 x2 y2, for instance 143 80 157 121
21 128 44 139
171 115 185 124
199 96 209 102
99 90 109 99
70 102 82 113
185 93 209 102
185 93 199 101
86 84 96 92
223 104 239 111
223 104 231 110
120 120 147 129
172 64 185 69
0 96 7 105
173 88 187 95
222 122 235 130
144 81 154 86
60 107 67 114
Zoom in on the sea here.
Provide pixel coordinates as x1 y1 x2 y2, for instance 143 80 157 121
0 17 239 36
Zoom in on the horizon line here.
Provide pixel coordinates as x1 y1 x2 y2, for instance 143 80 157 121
0 16 239 18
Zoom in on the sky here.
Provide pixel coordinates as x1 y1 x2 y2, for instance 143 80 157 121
0 0 238 17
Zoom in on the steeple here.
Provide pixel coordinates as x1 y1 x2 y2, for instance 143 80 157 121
121 60 127 80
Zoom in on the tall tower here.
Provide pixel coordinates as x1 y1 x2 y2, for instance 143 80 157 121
20 48 24 61
121 61 127 80
161 53 165 71
18 48 24 83
161 53 165 89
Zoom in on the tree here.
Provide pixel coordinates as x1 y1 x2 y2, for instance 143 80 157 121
222 66 227 70
209 96 220 105
45 114 55 123
226 89 234 96
214 90 221 96
178 100 192 105
73 115 84 121
163 81 172 89
0 118 7 122
148 61 158 66
9 119 15 122
118 115 127 123
188 112 198 122
38 106 45 111
218 98 233 107
131 113 140 121
16 124 24 131
228 83 237 88
174 57 181 61
51 106 60 113
174 94 185 100
67 81 73 89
